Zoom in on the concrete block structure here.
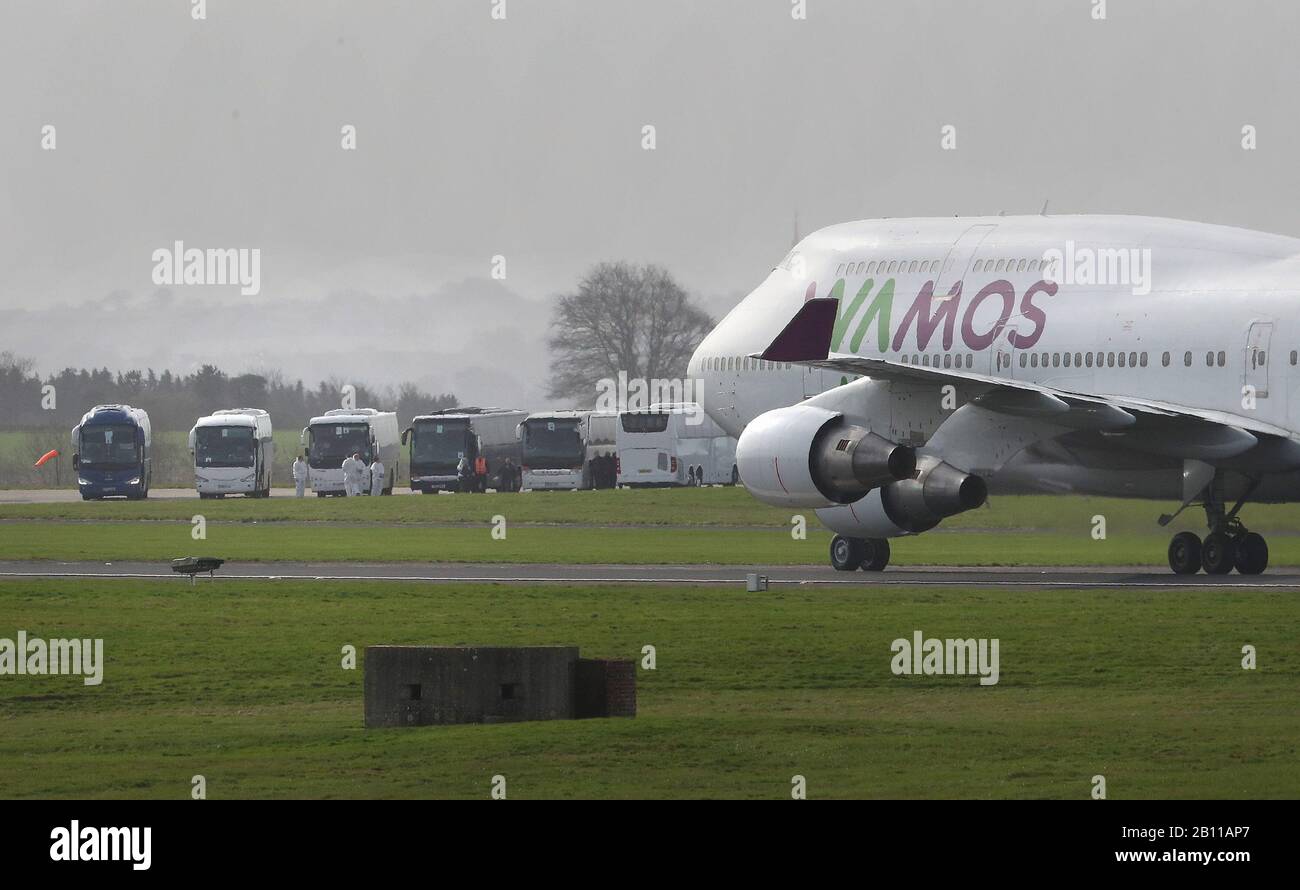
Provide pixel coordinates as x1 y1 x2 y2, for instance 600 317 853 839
364 645 635 728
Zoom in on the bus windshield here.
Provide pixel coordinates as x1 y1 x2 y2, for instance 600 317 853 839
522 419 583 467
621 413 670 434
195 426 256 469
309 423 372 468
78 424 139 468
411 420 470 467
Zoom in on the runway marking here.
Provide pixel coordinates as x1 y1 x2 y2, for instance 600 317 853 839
0 569 1297 589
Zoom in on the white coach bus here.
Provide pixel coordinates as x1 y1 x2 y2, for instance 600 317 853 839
616 402 738 487
188 408 275 498
518 410 618 490
301 408 401 496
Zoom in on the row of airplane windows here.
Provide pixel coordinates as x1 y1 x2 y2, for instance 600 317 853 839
833 256 1062 278
706 348 1300 375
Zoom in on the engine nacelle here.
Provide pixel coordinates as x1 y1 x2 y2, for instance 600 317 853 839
817 456 988 537
736 404 916 508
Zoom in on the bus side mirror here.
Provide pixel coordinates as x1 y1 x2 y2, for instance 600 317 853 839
72 453 80 470
401 427 411 445
299 427 309 447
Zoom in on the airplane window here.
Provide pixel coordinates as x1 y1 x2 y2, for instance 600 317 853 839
1031 354 1038 368
1117 352 1125 368
1107 353 1115 367
1041 352 1048 367
1096 351 1104 366
1205 352 1214 367
1161 352 1170 367
973 260 983 272
836 264 845 276
866 261 877 274
1020 354 1027 368
932 354 940 367
1085 353 1093 368
887 261 898 273
1258 351 1266 365
1017 259 1027 272
1063 353 1071 367
901 355 909 364
856 262 866 275
1139 352 1147 367
1217 351 1226 367
1291 350 1297 366
1053 353 1060 367
995 260 1006 272
965 355 972 368
1074 352 1082 366
1029 259 1039 271
1184 351 1192 367
943 354 952 368
922 355 930 367
907 261 917 273
918 261 929 273
1129 352 1137 367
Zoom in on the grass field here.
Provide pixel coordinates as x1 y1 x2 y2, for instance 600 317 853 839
4 489 1300 566
0 578 1295 799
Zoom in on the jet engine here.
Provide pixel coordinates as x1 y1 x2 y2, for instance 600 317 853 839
817 455 988 537
735 404 916 508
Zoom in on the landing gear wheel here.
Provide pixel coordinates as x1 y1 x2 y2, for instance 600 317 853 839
1168 532 1202 575
859 538 890 572
830 535 866 571
1233 532 1268 575
1201 532 1236 575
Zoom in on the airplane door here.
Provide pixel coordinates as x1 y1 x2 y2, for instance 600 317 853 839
990 321 1018 377
1245 321 1273 399
802 364 824 399
934 224 997 296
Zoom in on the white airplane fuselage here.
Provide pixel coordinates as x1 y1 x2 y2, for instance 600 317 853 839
690 215 1300 502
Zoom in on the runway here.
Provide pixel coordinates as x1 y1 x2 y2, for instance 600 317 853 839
1 560 1298 588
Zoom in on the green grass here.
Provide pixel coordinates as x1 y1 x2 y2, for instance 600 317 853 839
8 488 1300 535
0 578 1295 799
2 516 1299 566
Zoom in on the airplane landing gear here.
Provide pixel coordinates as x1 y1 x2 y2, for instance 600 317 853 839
1163 474 1268 575
829 535 891 572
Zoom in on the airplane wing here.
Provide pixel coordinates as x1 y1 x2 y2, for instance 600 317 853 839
756 297 1295 476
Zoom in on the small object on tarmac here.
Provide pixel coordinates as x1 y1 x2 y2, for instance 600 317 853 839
171 556 225 584
745 572 768 592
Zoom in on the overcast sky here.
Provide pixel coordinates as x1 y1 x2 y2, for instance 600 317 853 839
2 0 1298 408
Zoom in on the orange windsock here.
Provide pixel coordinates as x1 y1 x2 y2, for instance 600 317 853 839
34 449 59 468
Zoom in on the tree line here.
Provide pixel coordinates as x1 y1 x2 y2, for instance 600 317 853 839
0 351 457 433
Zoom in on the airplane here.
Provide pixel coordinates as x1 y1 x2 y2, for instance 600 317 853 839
688 215 1300 575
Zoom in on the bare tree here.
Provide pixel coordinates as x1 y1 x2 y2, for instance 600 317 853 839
546 262 713 402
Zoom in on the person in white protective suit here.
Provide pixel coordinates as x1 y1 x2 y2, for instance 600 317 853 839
341 453 364 496
369 457 385 497
292 455 309 497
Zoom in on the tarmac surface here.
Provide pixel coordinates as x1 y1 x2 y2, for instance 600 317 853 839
1 560 1298 588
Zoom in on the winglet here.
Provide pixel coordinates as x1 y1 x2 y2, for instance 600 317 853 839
759 297 838 362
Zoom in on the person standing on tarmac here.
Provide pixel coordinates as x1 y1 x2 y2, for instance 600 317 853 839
369 456 385 497
292 454 309 497
341 452 363 496
457 455 472 493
